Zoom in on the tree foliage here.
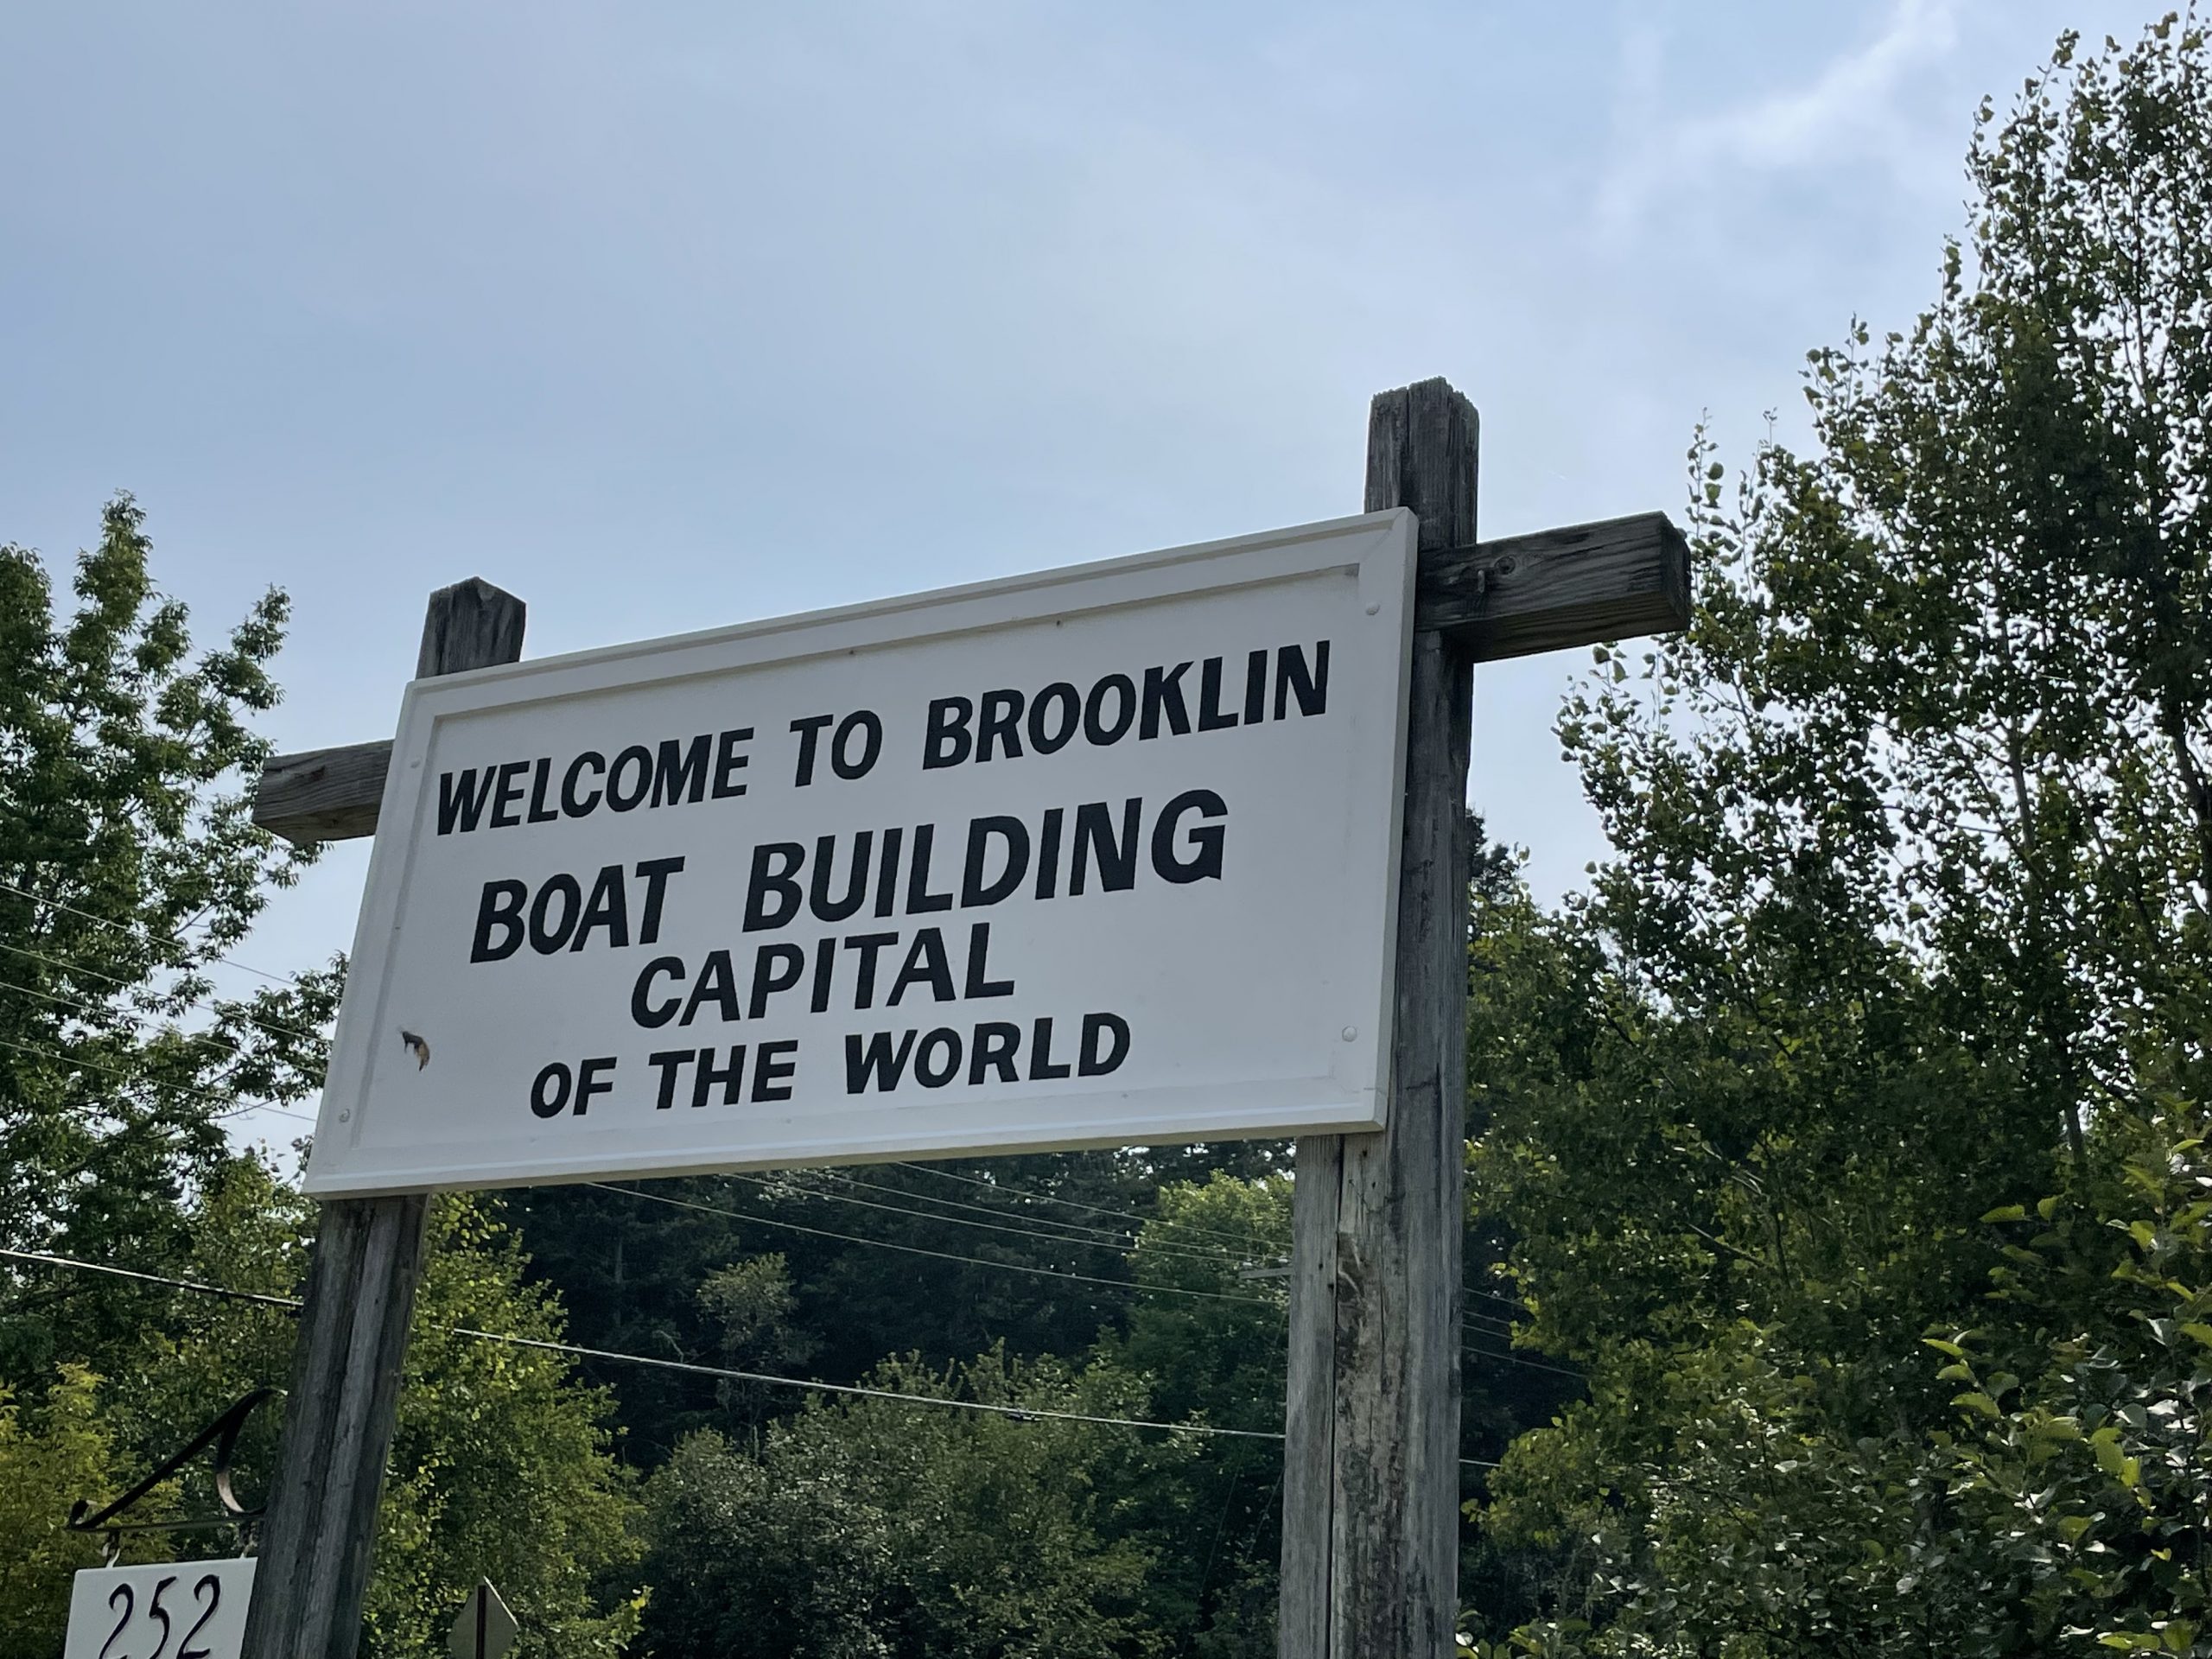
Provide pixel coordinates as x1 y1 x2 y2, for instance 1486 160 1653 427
1468 14 2212 1654
0 506 643 1656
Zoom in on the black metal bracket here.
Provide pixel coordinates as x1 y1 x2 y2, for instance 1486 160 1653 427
67 1387 280 1545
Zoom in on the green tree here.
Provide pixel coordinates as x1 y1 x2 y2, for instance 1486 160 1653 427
0 496 330 1385
1470 13 2212 1653
639 1346 1187 1659
0 505 645 1655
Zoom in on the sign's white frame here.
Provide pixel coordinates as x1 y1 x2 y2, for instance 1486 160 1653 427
305 509 1415 1195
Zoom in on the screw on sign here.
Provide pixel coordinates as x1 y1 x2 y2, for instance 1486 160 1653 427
448 1579 518 1659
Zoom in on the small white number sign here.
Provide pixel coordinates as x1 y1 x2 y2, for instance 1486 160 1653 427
64 1560 256 1659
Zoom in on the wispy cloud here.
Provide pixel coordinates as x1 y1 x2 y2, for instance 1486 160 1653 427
1598 0 1967 238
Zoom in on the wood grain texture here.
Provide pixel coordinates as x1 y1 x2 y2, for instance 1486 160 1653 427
1281 378 1474 1659
1420 512 1690 661
240 580 525 1659
252 739 394 844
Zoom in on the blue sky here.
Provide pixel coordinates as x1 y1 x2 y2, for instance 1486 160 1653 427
0 0 2156 1144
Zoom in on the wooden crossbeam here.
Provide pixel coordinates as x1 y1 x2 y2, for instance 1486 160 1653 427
250 512 1688 847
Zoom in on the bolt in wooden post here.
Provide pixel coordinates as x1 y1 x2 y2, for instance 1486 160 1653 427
242 578 525 1659
1281 379 1475 1659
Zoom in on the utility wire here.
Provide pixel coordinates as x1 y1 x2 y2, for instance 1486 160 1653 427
591 1182 1279 1308
2 1245 1510 1465
0 936 320 1046
735 1170 1265 1271
889 1158 1530 1316
0 972 287 1080
0 1033 315 1125
892 1160 1281 1254
0 876 307 990
811 1166 1179 1250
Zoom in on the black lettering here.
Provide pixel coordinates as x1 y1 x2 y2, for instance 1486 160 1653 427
790 713 833 786
1035 807 1064 899
1198 656 1236 731
528 874 582 953
887 928 955 1007
633 957 684 1027
1243 648 1268 725
842 931 898 1008
969 1020 1020 1084
1141 663 1192 739
810 831 872 924
873 826 905 918
470 879 526 963
963 922 1013 998
607 745 654 810
747 944 806 1019
530 1062 571 1118
649 1048 692 1109
745 842 805 931
831 710 881 779
1027 683 1079 753
489 760 530 828
845 1028 916 1091
526 756 558 823
1153 789 1227 883
1275 639 1331 719
1029 1015 1071 1079
1084 674 1136 745
961 817 1029 907
712 727 753 798
692 1044 747 1107
753 1039 798 1102
1079 1012 1130 1076
636 855 685 944
906 823 954 913
652 734 711 806
570 863 631 950
562 751 606 816
1071 798 1141 894
682 950 741 1026
576 1055 618 1114
914 1027 962 1088
923 696 973 769
977 689 1024 762
437 767 496 835
810 935 836 1013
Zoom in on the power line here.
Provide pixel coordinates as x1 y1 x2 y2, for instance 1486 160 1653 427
1460 1336 1579 1382
0 1033 315 1125
590 1182 1280 1308
887 1159 1530 1316
0 972 284 1080
812 1166 1179 1251
734 1170 1265 1272
0 876 307 991
0 1245 1507 1460
892 1160 1282 1254
0 936 319 1045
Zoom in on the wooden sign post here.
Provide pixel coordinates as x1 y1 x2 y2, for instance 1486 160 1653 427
1280 380 1685 1659
240 581 526 1659
241 378 1684 1658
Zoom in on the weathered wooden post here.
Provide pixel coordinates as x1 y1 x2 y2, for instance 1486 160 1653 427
1281 380 1475 1659
240 579 525 1659
1280 380 1689 1658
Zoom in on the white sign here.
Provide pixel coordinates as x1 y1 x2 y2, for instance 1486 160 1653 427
66 1559 256 1659
305 510 1415 1195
